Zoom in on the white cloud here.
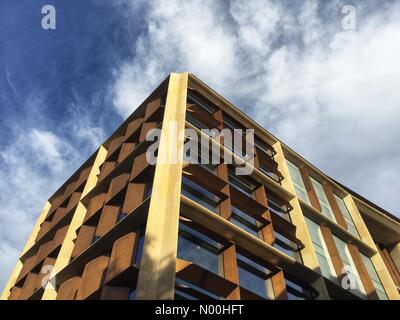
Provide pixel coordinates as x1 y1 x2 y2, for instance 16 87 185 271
0 93 105 291
112 0 400 215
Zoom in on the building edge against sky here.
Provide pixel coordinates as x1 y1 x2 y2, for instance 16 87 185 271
2 72 400 300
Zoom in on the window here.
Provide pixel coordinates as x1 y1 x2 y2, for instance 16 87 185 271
334 194 360 238
177 223 223 276
285 277 316 300
333 236 366 298
117 211 127 223
134 231 145 265
360 254 388 300
144 183 153 199
310 177 336 222
229 206 261 238
228 169 256 198
237 253 272 299
259 163 280 184
254 136 275 158
188 94 217 115
267 193 291 221
128 288 136 300
286 160 310 204
186 112 209 130
175 279 222 300
273 231 302 263
182 176 220 213
305 217 337 282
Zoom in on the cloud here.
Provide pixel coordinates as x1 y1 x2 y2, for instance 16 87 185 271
0 91 105 291
112 0 400 215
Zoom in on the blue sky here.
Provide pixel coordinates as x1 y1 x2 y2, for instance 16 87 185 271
1 0 400 291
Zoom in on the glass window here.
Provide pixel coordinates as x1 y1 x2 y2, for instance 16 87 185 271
334 194 360 238
128 288 136 300
304 217 337 282
273 231 302 263
333 236 366 298
310 177 336 222
177 224 223 276
259 163 280 183
237 253 272 299
186 113 209 130
228 170 255 198
360 254 388 300
286 160 310 205
134 231 145 265
254 136 274 158
267 193 291 221
229 206 260 238
175 279 222 300
285 278 315 300
182 176 220 213
188 94 216 115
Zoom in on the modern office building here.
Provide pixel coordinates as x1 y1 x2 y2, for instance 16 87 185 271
2 72 399 300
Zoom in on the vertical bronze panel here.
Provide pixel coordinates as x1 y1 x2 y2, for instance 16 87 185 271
320 226 344 282
130 152 149 181
35 221 52 241
76 255 109 300
222 245 240 300
56 277 81 300
95 205 121 237
379 247 400 287
254 186 274 245
18 273 38 300
299 168 321 211
8 287 22 300
106 173 130 202
271 271 288 300
98 161 116 182
105 232 137 284
101 286 130 300
144 98 162 121
125 118 143 139
71 225 96 258
65 192 82 213
122 183 146 214
347 244 379 299
323 184 347 229
217 163 231 220
117 142 136 163
85 193 106 222
214 108 240 299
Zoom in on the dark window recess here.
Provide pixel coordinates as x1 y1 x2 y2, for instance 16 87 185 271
259 163 281 184
228 169 256 198
134 231 145 265
273 231 302 263
177 223 223 276
91 235 100 244
188 94 217 115
229 206 261 238
182 176 220 213
254 136 275 158
285 277 317 300
237 253 272 299
175 279 222 300
128 289 136 300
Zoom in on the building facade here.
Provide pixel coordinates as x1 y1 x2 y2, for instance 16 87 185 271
2 72 400 300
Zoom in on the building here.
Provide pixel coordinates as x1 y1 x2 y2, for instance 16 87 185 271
2 72 399 300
